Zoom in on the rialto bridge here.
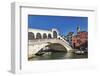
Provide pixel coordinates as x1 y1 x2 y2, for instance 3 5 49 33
28 28 72 58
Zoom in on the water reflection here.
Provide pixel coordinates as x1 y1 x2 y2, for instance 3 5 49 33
28 51 88 61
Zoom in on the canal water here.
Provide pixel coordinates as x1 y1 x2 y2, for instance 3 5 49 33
28 52 88 61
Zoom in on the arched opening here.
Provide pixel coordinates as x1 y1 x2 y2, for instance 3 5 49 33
28 32 35 40
36 33 42 39
35 43 67 57
48 43 67 52
48 33 52 39
43 33 47 39
53 31 57 38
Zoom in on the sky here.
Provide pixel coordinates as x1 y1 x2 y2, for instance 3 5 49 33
28 15 88 36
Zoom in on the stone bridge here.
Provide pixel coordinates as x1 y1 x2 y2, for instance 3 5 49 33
28 38 72 58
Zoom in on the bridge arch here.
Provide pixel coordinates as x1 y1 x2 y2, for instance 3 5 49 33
53 31 57 38
52 28 59 38
28 38 72 57
43 33 47 39
48 33 52 39
47 43 67 52
36 33 42 39
28 32 35 40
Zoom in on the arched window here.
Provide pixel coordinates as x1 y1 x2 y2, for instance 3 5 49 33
36 33 42 39
48 33 52 39
43 33 47 39
28 32 35 40
53 31 57 38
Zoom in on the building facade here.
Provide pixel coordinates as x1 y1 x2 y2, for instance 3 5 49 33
72 31 88 48
66 32 74 46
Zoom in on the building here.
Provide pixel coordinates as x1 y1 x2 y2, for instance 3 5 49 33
66 32 74 46
72 31 88 48
77 25 80 34
69 26 88 49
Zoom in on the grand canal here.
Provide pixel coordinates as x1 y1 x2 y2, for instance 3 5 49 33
28 51 88 61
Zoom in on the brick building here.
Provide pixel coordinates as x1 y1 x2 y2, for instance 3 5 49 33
72 31 88 48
